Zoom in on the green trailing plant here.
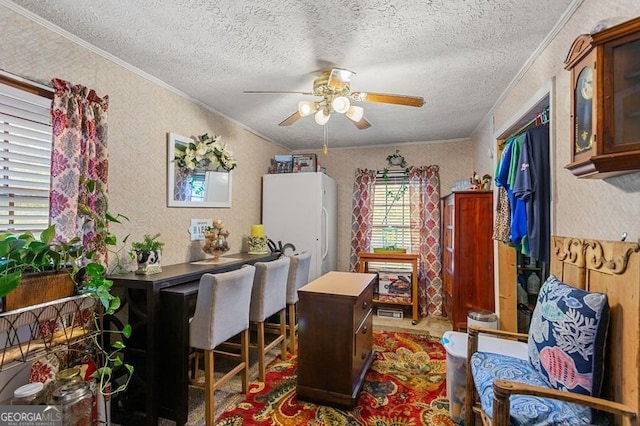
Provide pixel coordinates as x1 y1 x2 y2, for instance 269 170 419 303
0 225 83 299
77 261 133 397
386 149 407 168
130 233 164 252
0 177 134 400
75 178 135 398
380 151 409 250
77 177 133 274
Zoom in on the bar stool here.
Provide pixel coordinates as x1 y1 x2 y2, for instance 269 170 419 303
249 256 290 382
189 265 255 425
284 251 311 354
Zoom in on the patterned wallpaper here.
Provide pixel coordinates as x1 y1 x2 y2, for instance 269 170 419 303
0 5 287 268
473 0 640 244
301 140 474 272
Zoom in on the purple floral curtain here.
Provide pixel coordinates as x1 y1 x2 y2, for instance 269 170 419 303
349 169 377 272
407 166 442 316
49 78 110 263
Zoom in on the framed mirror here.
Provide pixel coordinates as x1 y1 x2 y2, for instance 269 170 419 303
167 133 232 207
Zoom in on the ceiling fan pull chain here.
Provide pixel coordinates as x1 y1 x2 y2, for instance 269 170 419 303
322 123 329 155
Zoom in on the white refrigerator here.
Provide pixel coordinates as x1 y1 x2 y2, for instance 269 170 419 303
262 172 337 281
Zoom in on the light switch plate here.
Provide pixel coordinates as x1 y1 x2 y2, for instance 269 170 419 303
190 219 212 241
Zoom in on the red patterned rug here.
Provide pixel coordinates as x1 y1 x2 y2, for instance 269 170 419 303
215 331 457 425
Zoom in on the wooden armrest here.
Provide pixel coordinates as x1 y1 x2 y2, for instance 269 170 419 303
464 326 529 426
467 325 528 342
491 378 637 426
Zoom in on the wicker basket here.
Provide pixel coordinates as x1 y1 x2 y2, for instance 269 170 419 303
1 270 76 313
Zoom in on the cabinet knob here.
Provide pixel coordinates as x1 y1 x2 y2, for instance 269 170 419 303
361 351 367 360
362 301 368 310
362 326 368 334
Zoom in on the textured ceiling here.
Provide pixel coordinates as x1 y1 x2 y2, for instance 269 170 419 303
7 0 576 150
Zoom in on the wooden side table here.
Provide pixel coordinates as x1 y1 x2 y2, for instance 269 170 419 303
297 271 376 408
358 252 420 324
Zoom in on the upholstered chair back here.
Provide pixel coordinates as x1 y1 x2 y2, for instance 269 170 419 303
250 257 290 323
527 275 610 397
286 251 312 305
189 265 255 350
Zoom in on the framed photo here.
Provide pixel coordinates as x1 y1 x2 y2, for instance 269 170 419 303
292 154 317 173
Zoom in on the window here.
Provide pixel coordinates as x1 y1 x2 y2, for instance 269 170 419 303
371 171 415 254
0 77 53 233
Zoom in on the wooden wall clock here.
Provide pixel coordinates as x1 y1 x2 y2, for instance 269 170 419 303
565 16 640 178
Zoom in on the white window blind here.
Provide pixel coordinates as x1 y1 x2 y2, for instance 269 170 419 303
370 172 415 270
0 81 52 233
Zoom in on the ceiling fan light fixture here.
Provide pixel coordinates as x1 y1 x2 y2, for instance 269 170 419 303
331 96 351 114
298 100 318 117
315 109 330 125
346 105 364 122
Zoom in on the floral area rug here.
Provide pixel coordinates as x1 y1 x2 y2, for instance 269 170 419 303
215 331 457 425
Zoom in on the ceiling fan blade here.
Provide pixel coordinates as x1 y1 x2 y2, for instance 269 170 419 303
326 68 354 91
279 111 303 126
351 116 372 130
351 92 425 107
244 90 314 95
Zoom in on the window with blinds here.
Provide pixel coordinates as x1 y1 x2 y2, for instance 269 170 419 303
0 80 53 233
371 172 414 252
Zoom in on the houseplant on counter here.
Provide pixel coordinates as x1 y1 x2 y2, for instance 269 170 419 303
130 233 164 275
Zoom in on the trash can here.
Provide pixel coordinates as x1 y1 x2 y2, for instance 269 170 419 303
467 310 498 329
441 330 528 422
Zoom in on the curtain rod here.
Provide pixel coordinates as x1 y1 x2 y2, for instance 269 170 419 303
0 69 53 93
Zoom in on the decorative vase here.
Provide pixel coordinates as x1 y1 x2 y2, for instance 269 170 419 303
390 156 404 166
202 226 230 259
382 226 398 250
135 250 162 275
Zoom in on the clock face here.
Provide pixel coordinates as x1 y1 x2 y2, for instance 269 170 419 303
574 66 594 155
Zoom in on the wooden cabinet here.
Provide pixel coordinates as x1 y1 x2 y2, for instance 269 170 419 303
441 191 495 330
358 252 419 324
297 271 376 408
565 16 640 178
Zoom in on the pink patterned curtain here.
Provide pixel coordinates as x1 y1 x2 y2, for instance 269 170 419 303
349 169 377 271
407 166 442 316
49 78 110 263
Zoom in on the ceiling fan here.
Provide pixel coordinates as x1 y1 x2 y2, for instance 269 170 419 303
244 67 425 129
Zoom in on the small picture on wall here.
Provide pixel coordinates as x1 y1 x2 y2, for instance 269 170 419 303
293 154 317 173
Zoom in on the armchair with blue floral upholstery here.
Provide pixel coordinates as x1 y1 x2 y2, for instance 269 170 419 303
464 273 638 426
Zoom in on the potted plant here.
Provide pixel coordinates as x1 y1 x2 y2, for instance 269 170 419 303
0 225 82 312
130 233 164 275
378 151 409 251
386 149 407 168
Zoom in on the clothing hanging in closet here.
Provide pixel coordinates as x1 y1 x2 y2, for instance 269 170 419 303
493 122 550 264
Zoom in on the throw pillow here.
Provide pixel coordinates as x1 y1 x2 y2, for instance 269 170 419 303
527 275 609 397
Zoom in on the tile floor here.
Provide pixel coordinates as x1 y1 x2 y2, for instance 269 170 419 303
372 310 452 338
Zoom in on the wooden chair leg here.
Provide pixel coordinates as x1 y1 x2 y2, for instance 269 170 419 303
204 349 215 426
288 303 296 355
279 309 287 360
240 328 249 393
257 321 266 382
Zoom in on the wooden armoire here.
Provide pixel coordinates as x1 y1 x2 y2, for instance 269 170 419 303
442 191 495 330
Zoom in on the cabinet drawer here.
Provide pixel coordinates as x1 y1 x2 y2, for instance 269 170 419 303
353 308 373 378
353 283 373 328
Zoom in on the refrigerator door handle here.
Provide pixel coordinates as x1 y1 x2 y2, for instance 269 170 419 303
321 206 329 260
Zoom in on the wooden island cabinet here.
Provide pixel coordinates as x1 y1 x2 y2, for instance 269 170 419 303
296 271 376 408
442 191 495 330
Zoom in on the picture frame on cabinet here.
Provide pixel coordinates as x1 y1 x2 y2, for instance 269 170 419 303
293 154 317 173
